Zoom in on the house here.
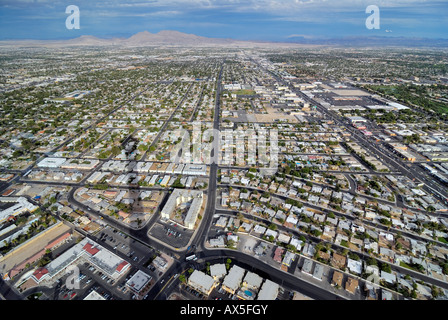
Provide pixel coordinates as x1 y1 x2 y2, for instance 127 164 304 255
302 243 315 257
331 271 343 287
312 263 324 281
265 229 278 240
365 264 380 277
302 259 314 275
365 283 378 300
345 277 359 294
380 271 396 285
347 258 362 275
289 237 303 251
273 247 284 263
379 247 396 262
331 253 347 270
282 251 296 268
350 237 363 248
318 250 331 262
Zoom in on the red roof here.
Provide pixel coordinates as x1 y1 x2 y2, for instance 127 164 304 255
33 268 49 281
116 261 129 273
273 247 284 262
83 243 100 256
45 232 71 250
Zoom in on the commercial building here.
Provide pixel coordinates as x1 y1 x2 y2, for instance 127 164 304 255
126 270 152 298
0 197 39 223
348 116 368 124
182 164 207 176
188 270 217 296
37 157 67 168
61 159 99 170
31 238 130 285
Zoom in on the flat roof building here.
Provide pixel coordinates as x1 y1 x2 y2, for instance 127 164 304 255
242 271 263 291
210 263 227 281
222 265 245 295
312 263 324 281
126 270 152 298
257 279 279 300
0 197 39 223
161 189 203 230
37 157 67 168
188 270 217 296
302 259 314 275
31 238 130 285
348 116 368 123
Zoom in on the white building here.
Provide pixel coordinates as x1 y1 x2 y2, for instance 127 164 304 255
182 164 207 176
257 279 279 300
188 270 217 296
210 263 227 280
0 197 39 223
126 270 152 297
31 238 130 284
222 265 245 294
37 157 67 168
161 189 203 229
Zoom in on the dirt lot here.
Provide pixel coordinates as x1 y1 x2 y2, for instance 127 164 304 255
0 222 71 277
254 107 298 123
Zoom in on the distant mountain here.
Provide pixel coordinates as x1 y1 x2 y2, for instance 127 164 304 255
123 30 235 46
285 35 448 48
65 35 117 45
1 31 447 48
0 30 242 47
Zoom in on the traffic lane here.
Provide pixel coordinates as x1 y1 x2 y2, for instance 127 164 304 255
0 278 23 300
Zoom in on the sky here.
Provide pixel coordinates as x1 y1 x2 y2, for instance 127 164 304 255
0 0 447 41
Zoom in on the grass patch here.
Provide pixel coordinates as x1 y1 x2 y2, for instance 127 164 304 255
438 237 448 244
234 89 256 96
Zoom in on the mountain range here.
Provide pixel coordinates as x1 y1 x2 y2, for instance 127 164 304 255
0 30 256 48
1 30 447 48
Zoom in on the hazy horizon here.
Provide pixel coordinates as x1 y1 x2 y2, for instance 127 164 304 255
0 0 447 42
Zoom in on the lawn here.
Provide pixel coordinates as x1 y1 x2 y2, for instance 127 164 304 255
234 89 256 96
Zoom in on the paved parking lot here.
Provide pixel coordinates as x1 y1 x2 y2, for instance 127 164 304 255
97 225 151 264
148 221 193 249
